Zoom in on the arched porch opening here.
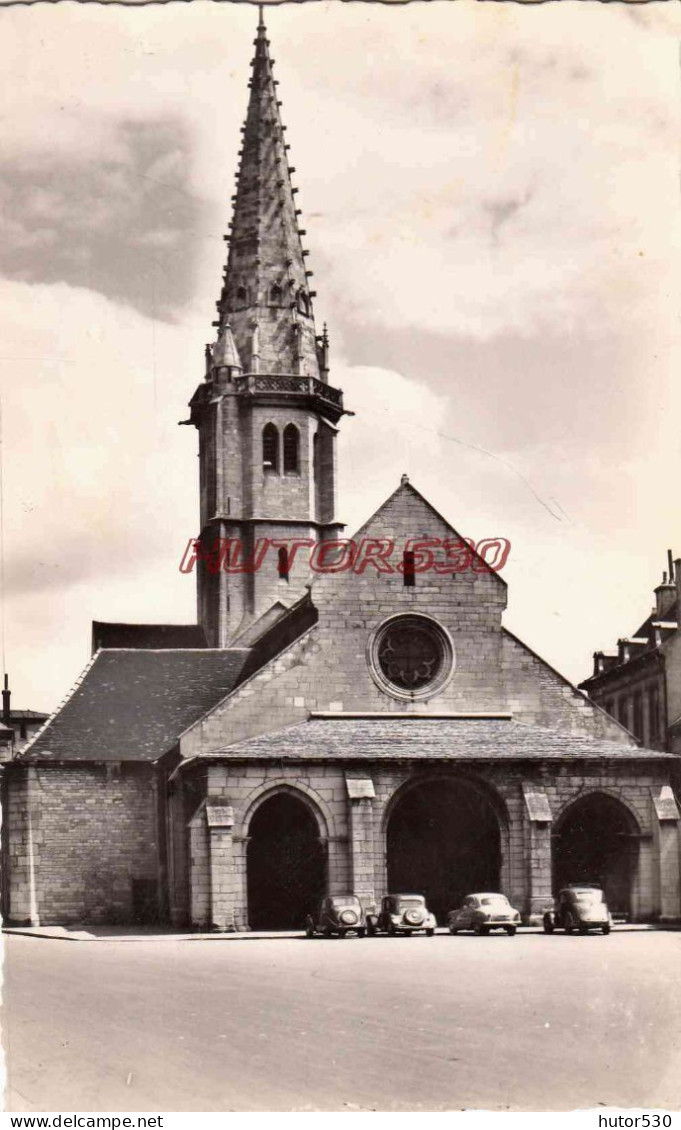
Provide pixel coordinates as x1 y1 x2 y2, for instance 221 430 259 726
246 790 326 929
385 775 506 922
552 792 639 917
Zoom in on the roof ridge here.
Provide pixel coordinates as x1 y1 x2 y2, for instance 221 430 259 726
96 647 251 654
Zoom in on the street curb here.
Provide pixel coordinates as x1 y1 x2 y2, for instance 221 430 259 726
1 923 665 943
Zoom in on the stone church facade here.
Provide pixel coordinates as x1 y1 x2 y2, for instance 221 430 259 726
3 14 681 930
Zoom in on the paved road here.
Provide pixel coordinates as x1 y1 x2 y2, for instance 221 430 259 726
3 930 681 1112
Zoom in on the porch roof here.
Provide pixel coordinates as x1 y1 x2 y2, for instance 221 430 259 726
199 715 678 763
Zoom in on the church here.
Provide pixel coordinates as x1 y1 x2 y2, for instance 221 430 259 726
4 13 680 931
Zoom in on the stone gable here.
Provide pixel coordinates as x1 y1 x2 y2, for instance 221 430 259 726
181 482 630 756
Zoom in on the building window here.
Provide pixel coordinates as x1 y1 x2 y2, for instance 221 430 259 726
618 698 629 727
632 690 643 741
269 282 283 305
297 289 310 316
283 424 300 473
277 546 289 581
604 699 615 717
368 614 454 701
262 424 279 472
649 684 660 743
236 284 248 305
403 550 415 587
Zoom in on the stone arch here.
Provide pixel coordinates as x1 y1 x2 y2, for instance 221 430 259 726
553 787 642 834
241 783 330 930
552 789 641 918
380 771 511 922
239 779 334 842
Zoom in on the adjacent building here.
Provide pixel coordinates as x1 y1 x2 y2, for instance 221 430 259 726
580 553 681 757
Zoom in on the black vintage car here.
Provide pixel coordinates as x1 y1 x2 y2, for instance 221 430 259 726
305 895 367 938
543 885 613 935
367 894 437 937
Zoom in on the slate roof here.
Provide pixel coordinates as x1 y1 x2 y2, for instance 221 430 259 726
91 622 207 651
201 716 677 763
21 649 250 764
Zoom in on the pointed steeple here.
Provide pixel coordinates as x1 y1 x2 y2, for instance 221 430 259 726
216 8 321 379
211 323 242 372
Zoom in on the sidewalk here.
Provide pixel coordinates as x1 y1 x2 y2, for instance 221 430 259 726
2 922 666 942
2 924 301 942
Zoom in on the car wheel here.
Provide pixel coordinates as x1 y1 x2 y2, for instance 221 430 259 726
426 928 435 937
476 924 489 936
357 928 366 939
388 922 397 936
578 923 589 935
449 926 458 935
543 916 554 935
602 923 611 936
323 926 332 939
367 923 376 937
505 926 517 936
564 913 575 935
305 921 314 939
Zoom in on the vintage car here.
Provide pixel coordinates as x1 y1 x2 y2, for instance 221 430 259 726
305 895 367 938
447 892 521 936
366 894 437 936
543 885 612 935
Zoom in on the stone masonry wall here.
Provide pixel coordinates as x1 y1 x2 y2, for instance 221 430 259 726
188 758 672 929
6 763 160 926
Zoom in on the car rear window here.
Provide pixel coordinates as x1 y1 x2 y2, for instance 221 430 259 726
398 897 424 907
572 889 604 903
480 896 509 907
333 897 360 907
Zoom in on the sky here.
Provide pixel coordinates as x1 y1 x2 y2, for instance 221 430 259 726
0 0 680 711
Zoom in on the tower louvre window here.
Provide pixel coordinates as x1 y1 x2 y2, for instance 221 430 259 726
269 282 283 305
236 284 248 306
278 546 290 581
283 424 300 473
262 424 280 472
297 289 310 315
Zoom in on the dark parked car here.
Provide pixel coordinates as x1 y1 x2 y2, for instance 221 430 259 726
543 885 612 935
305 895 366 938
447 892 521 936
367 894 437 936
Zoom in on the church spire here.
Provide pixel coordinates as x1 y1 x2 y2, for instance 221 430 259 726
215 8 320 378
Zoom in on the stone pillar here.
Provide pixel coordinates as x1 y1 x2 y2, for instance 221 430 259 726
522 782 553 925
188 803 210 929
652 786 681 921
207 802 237 931
346 774 377 912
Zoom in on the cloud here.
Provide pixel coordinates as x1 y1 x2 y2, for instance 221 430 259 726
0 120 208 320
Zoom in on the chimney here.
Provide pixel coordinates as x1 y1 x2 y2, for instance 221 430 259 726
2 673 10 726
655 556 676 618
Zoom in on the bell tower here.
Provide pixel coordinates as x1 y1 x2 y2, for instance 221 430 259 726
187 9 346 647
